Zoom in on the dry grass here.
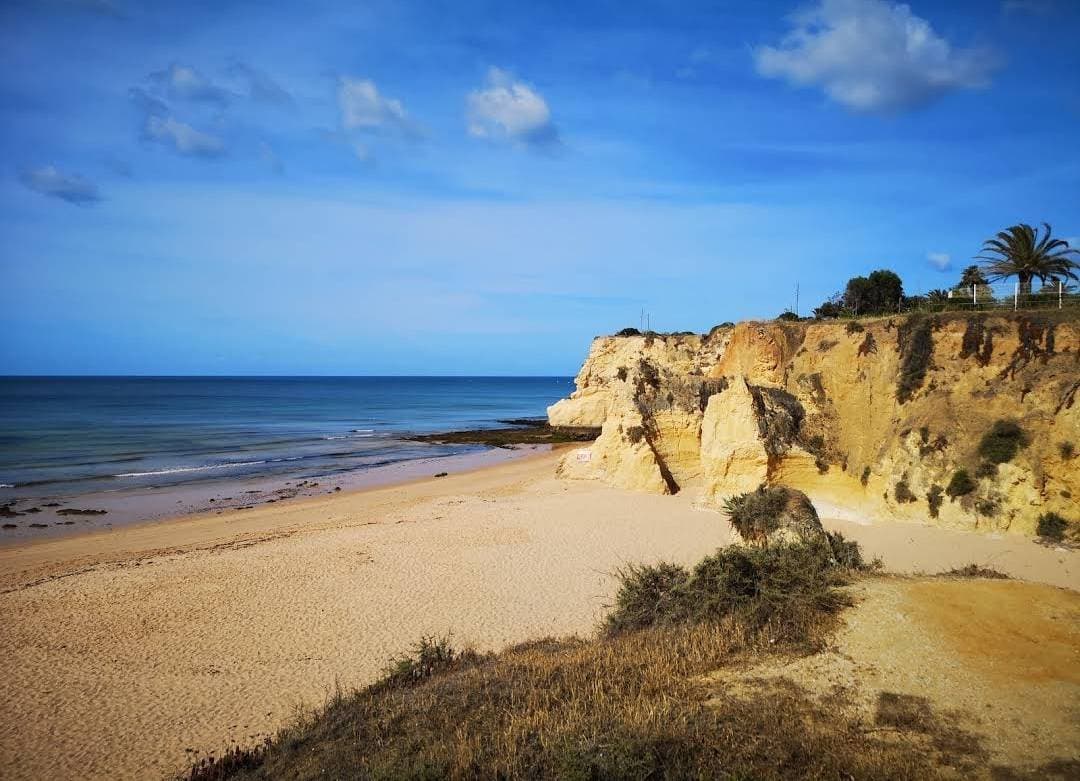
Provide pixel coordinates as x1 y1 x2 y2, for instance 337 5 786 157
183 539 978 781
189 620 975 781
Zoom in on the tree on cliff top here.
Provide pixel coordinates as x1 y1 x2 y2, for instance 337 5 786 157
977 223 1078 297
843 269 904 316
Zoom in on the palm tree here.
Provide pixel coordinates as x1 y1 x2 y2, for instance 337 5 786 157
977 223 1079 297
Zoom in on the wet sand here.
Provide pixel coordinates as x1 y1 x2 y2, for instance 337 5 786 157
1 450 1076 780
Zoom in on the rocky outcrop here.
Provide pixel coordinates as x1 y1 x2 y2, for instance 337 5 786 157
551 314 1080 536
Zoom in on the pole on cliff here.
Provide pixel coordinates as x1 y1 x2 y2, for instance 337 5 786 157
795 282 799 317
1060 280 1064 310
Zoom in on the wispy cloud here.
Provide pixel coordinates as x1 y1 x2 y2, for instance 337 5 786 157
150 63 234 107
466 67 560 150
927 251 952 271
338 77 415 136
229 61 292 106
19 165 102 204
755 0 1000 113
143 115 225 157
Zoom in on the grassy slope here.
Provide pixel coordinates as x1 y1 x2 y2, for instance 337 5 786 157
183 539 1037 780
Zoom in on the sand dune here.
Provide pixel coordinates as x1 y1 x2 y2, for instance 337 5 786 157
1 450 1076 780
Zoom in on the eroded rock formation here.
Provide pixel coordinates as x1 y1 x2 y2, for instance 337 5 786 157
550 314 1080 536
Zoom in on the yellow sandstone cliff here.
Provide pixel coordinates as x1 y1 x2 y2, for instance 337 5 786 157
550 313 1079 536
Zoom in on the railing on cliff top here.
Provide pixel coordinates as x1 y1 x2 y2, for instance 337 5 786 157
843 280 1079 319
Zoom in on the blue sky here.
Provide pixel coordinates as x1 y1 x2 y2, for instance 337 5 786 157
1 0 1078 375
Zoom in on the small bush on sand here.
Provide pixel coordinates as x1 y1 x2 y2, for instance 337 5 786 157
604 562 691 635
860 465 871 486
722 485 789 543
614 327 641 337
605 539 863 644
977 420 1029 465
1036 512 1070 542
845 320 864 334
946 469 976 498
826 530 867 570
1059 441 1075 460
941 564 1009 579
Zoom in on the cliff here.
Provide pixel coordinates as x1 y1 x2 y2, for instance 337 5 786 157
549 313 1080 536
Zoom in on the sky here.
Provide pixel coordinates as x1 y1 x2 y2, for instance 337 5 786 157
1 0 1078 375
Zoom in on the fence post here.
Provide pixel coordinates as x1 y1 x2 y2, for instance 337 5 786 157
972 283 976 307
1014 282 1019 311
1061 280 1064 310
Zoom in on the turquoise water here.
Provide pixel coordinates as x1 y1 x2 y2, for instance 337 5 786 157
0 376 573 500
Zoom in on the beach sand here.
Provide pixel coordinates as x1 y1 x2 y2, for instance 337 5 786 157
1 449 1077 780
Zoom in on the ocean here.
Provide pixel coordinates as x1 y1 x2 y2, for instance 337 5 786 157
0 376 574 537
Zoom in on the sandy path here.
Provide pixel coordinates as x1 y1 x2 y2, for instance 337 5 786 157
1 453 1077 780
710 578 1080 769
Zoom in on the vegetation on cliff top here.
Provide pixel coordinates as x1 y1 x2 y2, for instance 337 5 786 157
977 222 1079 297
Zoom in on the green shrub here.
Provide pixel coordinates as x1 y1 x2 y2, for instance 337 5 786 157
615 327 641 337
896 315 935 403
927 485 944 518
894 479 917 504
977 420 1029 464
860 466 871 486
604 562 691 635
845 321 864 334
777 310 801 321
975 461 998 478
378 635 483 690
1059 441 1075 460
1036 512 1070 542
605 539 863 644
722 485 789 544
637 359 660 389
826 531 866 570
615 366 628 381
942 564 1008 579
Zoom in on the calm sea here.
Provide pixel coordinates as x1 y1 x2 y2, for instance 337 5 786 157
0 376 572 503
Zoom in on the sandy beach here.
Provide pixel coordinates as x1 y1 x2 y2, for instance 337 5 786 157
2 449 1077 780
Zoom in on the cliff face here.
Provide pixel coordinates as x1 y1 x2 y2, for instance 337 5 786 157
550 314 1080 535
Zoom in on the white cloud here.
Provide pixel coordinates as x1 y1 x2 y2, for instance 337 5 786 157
927 251 952 271
754 0 999 113
466 67 559 149
19 165 101 204
229 61 292 105
337 77 412 135
151 63 233 107
144 115 225 157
